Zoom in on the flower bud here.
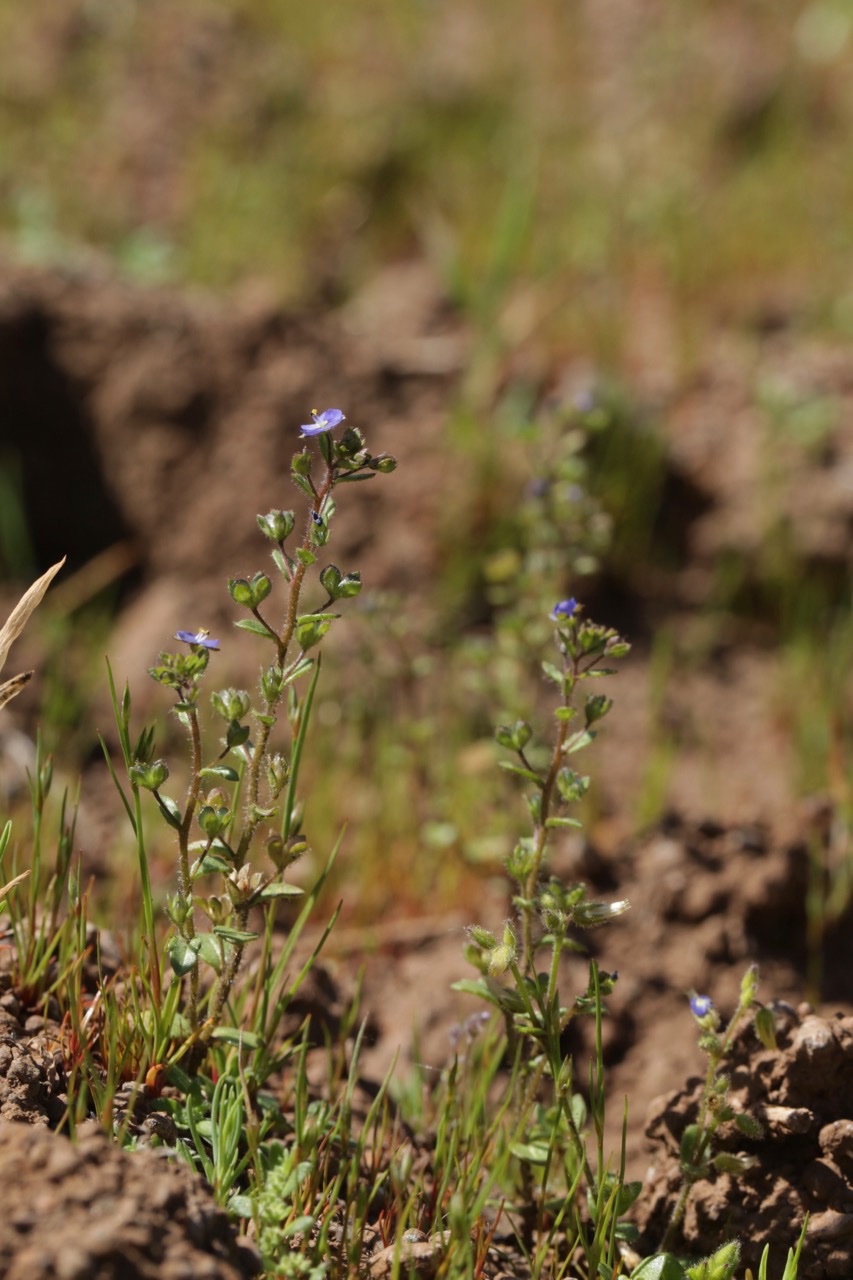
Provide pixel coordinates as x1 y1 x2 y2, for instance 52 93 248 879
198 892 232 925
257 509 295 542
337 426 366 457
266 753 289 797
295 615 332 650
336 572 362 598
319 564 342 595
211 688 251 721
695 1240 741 1280
690 993 714 1019
261 666 285 703
488 942 515 977
166 891 193 926
495 720 532 751
198 805 232 838
129 759 170 791
484 921 517 967
309 511 329 547
584 693 612 726
572 897 630 928
369 453 398 473
467 925 497 950
740 963 759 1009
228 863 264 903
267 832 306 871
506 838 535 880
228 578 254 607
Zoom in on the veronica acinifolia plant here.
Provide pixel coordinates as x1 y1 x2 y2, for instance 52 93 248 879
132 407 396 1060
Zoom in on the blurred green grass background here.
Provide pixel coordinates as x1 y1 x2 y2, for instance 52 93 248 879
4 0 853 362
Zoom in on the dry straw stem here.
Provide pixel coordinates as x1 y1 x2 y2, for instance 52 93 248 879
0 557 66 710
0 869 30 900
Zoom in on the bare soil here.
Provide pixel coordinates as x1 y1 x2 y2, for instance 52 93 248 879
3 253 853 1274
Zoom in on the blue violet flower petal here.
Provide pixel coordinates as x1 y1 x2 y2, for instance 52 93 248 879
299 407 346 437
551 598 578 621
175 630 220 650
690 994 713 1018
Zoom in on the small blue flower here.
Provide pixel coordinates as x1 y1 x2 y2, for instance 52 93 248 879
175 629 220 650
299 408 345 437
551 598 578 622
690 994 713 1018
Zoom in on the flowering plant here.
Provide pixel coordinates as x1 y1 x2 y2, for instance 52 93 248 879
127 409 395 1055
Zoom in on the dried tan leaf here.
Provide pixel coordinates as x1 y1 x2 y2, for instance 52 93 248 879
0 869 30 902
0 670 33 711
0 557 66 676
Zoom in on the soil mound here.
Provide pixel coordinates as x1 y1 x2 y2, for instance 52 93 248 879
0 1120 260 1280
634 1005 853 1279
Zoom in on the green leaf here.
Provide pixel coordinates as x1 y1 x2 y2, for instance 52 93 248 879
199 765 240 782
680 1124 702 1166
167 936 200 976
510 1141 551 1164
191 852 233 878
545 816 583 829
498 762 543 784
754 1006 777 1051
615 1180 642 1214
630 1257 687 1280
234 618 275 637
213 925 258 945
284 1216 317 1239
195 932 223 972
450 978 509 1011
259 882 304 900
210 1026 264 1048
156 794 183 830
734 1112 764 1139
295 547 316 566
451 976 528 1014
553 706 577 722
